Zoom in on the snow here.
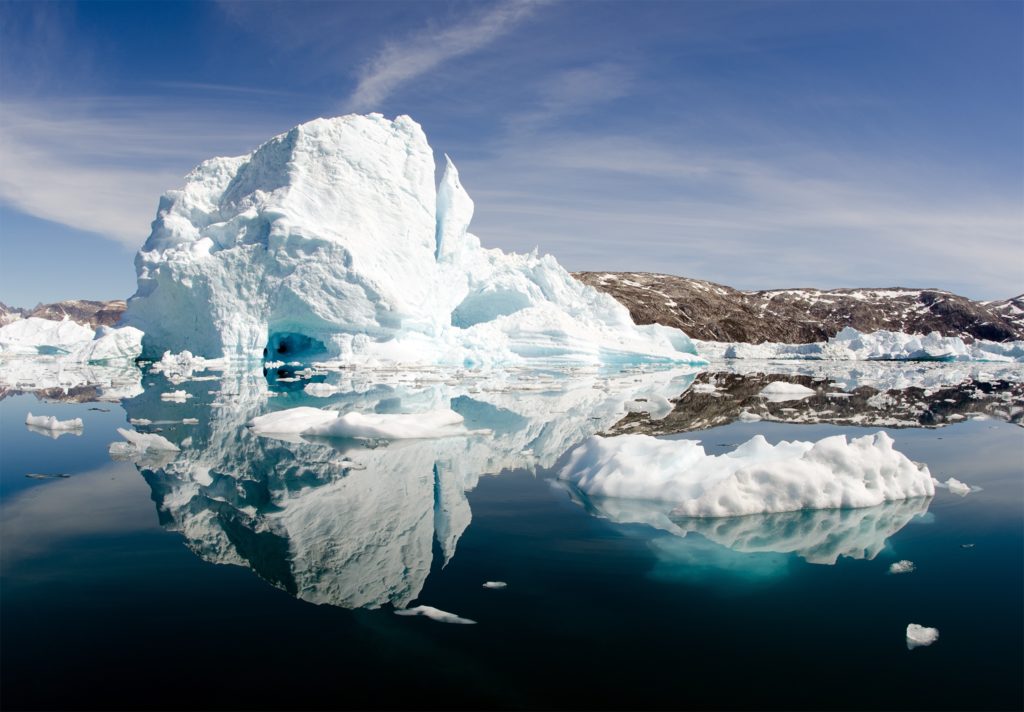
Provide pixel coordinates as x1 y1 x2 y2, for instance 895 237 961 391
559 431 934 517
124 114 703 368
0 316 142 362
889 560 916 574
25 413 84 431
249 407 475 440
696 327 1024 363
906 623 939 649
394 605 476 625
759 382 816 402
482 581 507 589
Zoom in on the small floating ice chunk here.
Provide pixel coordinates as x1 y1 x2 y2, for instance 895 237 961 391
394 605 476 625
758 382 816 402
906 623 939 649
182 417 200 425
482 581 507 589
129 418 152 425
304 382 341 397
25 413 84 431
737 410 762 422
160 390 192 402
109 427 180 455
889 560 916 574
944 477 972 497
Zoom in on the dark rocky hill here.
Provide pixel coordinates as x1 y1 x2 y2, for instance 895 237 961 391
575 272 1023 343
0 299 126 329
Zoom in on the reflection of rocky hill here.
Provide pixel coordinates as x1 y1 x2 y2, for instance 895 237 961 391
610 369 1024 435
575 272 1024 343
121 366 698 609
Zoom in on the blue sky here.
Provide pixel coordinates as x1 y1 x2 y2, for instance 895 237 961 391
1 0 1021 306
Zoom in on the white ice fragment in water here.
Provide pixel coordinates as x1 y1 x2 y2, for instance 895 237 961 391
182 418 200 425
889 560 916 574
758 382 816 402
906 623 939 649
737 410 762 422
160 390 192 402
394 605 476 625
944 477 972 496
25 412 84 431
304 382 341 397
482 581 507 589
129 418 152 425
249 406 476 440
109 427 180 454
559 431 934 517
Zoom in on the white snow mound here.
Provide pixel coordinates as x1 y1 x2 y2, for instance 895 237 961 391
124 114 703 367
249 407 475 440
559 431 934 517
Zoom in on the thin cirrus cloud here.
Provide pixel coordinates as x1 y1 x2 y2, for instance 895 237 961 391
0 98 285 249
345 0 547 111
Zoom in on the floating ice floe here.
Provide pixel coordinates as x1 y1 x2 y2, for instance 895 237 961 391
559 431 934 517
758 382 817 402
304 382 341 397
150 350 227 383
906 623 939 649
394 605 476 625
124 114 703 368
25 413 84 431
696 327 1024 363
889 560 916 574
942 477 973 496
482 581 507 589
160 390 192 402
249 406 476 441
108 427 180 457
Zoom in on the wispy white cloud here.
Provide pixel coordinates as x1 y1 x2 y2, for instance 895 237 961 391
505 63 633 131
0 98 283 249
346 0 546 111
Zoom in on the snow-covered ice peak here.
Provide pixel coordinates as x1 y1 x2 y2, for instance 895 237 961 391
125 114 702 367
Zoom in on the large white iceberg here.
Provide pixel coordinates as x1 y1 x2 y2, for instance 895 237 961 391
0 316 142 362
124 114 701 367
559 431 935 517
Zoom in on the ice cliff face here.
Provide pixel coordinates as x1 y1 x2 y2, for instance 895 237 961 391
125 114 700 367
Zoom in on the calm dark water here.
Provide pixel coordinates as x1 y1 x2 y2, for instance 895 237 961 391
1 366 1022 711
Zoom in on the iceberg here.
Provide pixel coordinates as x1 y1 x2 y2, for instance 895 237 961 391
906 623 939 649
25 413 84 431
124 114 702 368
696 327 1024 363
249 407 474 440
394 605 476 625
0 316 142 362
559 431 935 517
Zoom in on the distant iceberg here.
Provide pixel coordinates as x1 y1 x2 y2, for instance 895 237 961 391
559 431 935 517
124 114 703 368
696 327 1024 362
0 317 142 362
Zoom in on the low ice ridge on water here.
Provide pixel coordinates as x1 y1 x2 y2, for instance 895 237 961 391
559 431 934 517
25 413 84 431
248 407 476 440
394 605 476 625
123 114 703 368
696 327 1024 362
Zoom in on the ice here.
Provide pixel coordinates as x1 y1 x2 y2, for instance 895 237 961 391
559 431 934 517
150 350 226 383
25 413 84 431
250 407 474 440
109 427 180 456
906 623 939 649
943 477 972 496
889 560 916 574
696 328 1024 363
160 390 192 402
394 605 476 625
737 410 762 422
482 581 507 589
759 382 816 401
304 382 341 397
124 114 703 368
0 316 142 361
